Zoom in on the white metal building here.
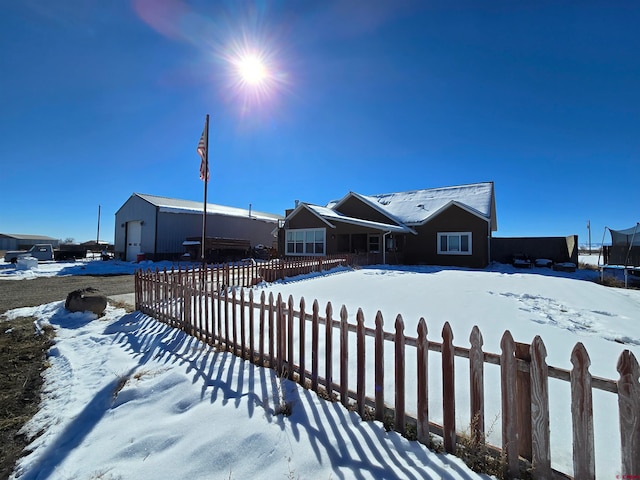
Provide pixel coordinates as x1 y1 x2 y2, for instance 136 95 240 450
0 234 60 252
114 193 282 262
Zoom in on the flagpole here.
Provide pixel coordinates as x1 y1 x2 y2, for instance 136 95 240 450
201 114 210 264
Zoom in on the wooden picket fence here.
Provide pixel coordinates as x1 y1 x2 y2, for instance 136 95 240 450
134 264 640 479
177 254 356 288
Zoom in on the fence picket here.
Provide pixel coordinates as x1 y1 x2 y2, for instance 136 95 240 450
501 330 519 479
469 326 484 445
259 291 265 365
375 311 384 422
356 308 366 418
325 302 333 399
417 318 429 443
571 342 595 480
288 296 295 380
276 294 284 376
299 297 306 387
395 315 406 435
232 289 238 355
240 288 246 357
249 290 255 360
530 335 551 479
442 322 456 454
311 300 319 392
268 292 275 367
617 350 640 476
340 305 349 408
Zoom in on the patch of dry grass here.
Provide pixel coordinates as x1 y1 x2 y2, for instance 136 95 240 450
0 316 55 479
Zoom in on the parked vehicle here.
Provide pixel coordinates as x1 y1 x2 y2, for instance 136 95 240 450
4 244 87 263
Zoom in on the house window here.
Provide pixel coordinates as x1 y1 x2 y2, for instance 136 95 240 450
368 235 380 253
286 229 325 256
438 232 472 255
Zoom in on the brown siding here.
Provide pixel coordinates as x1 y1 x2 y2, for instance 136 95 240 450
404 205 490 268
286 208 330 229
335 196 397 225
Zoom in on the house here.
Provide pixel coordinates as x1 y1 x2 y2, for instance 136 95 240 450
0 233 60 252
115 193 282 262
277 182 497 268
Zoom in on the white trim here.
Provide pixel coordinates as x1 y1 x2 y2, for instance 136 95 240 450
285 228 326 256
437 232 472 256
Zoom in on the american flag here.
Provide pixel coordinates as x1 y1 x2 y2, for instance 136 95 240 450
197 123 209 182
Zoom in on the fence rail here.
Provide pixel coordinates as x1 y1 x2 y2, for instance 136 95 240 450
134 262 639 479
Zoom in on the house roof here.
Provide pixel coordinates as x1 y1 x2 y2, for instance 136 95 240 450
133 193 283 223
305 204 414 233
329 182 496 230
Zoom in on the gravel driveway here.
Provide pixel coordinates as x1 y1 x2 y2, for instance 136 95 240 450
0 275 135 314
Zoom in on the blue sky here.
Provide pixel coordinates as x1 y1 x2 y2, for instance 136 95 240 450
1 1 638 245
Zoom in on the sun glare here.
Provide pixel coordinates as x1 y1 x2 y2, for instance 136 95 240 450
237 55 268 86
221 33 289 113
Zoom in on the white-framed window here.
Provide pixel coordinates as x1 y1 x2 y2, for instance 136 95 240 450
286 228 325 256
438 232 472 255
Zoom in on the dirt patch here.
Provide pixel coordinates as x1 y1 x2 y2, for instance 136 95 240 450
0 274 134 477
0 317 55 479
0 274 135 315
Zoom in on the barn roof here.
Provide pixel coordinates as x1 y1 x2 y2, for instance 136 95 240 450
133 193 283 223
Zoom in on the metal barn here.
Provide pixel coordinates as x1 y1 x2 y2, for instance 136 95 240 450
114 193 282 262
0 234 60 252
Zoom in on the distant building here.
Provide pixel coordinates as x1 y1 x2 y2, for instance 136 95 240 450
114 193 282 262
0 233 60 251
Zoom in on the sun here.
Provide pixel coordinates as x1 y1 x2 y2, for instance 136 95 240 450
237 54 268 86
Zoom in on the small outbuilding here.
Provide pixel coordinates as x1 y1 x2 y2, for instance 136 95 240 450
0 233 60 252
114 193 282 262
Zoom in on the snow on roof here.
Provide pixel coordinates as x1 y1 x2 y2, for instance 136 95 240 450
135 193 283 223
306 204 413 233
0 233 59 241
361 182 494 225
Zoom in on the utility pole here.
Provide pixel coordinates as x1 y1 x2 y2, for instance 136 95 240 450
587 220 591 253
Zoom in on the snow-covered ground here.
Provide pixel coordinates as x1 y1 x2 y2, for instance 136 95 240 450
1 257 637 478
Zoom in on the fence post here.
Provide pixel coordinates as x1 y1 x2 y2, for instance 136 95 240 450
530 335 551 479
442 322 456 454
469 326 484 445
340 305 349 408
395 314 406 435
375 311 385 422
299 297 306 387
311 300 319 392
356 308 366 418
501 330 519 479
417 318 429 444
571 342 595 480
325 302 334 399
617 349 640 477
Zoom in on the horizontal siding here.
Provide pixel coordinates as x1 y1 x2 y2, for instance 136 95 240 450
404 205 490 268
